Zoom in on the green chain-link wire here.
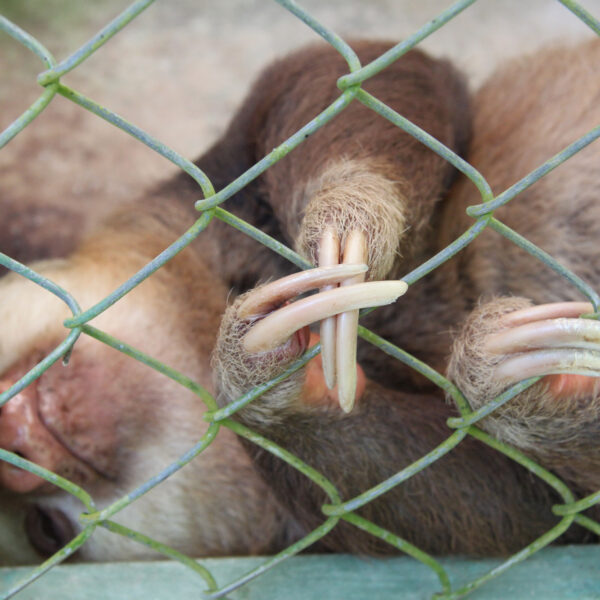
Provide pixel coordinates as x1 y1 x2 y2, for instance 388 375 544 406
0 1 599 598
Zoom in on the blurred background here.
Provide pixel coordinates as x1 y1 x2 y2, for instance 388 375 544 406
1 0 598 232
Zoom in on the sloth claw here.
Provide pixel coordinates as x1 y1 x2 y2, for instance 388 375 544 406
242 279 407 354
485 302 600 386
486 316 600 355
498 301 594 326
240 264 407 411
318 229 342 390
316 229 370 411
238 263 367 319
336 230 368 412
494 349 600 384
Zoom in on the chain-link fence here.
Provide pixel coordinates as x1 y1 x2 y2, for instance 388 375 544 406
1 0 599 598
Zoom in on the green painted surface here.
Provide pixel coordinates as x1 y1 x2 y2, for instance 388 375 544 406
0 546 599 600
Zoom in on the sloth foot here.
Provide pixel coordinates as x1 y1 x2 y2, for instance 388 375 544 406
215 264 407 413
449 299 600 413
449 299 600 476
295 161 408 402
241 263 407 412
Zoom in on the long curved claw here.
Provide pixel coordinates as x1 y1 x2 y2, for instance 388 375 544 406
315 228 392 412
500 302 594 326
485 302 600 387
318 229 341 390
486 317 600 354
493 349 600 385
243 279 407 354
316 229 370 411
238 263 367 319
336 230 367 412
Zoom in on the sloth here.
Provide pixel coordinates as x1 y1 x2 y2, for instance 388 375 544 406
0 41 468 561
0 37 598 564
212 37 600 556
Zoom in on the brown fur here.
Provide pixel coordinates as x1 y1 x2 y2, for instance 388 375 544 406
216 295 571 555
0 206 83 277
359 38 600 389
149 40 470 294
254 41 470 276
214 39 600 555
3 38 598 563
296 158 408 281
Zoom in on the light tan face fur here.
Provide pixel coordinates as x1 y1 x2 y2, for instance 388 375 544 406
0 250 285 560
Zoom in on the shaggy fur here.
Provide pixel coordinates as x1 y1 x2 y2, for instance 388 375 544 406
296 158 408 281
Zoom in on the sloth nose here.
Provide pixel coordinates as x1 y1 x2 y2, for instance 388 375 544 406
0 377 69 493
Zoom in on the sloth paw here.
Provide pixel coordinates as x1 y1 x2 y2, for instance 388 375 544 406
213 264 407 415
448 299 600 441
482 301 600 395
295 160 408 397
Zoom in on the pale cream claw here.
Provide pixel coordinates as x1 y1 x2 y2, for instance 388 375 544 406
336 230 368 413
318 229 341 390
238 263 367 319
500 302 594 327
242 280 408 354
493 349 600 385
485 317 600 355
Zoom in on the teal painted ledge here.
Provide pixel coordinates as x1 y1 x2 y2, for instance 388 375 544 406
1 546 599 600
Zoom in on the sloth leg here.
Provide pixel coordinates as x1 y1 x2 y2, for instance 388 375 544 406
215 289 576 555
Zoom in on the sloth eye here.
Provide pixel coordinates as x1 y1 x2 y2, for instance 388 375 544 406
24 505 75 558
